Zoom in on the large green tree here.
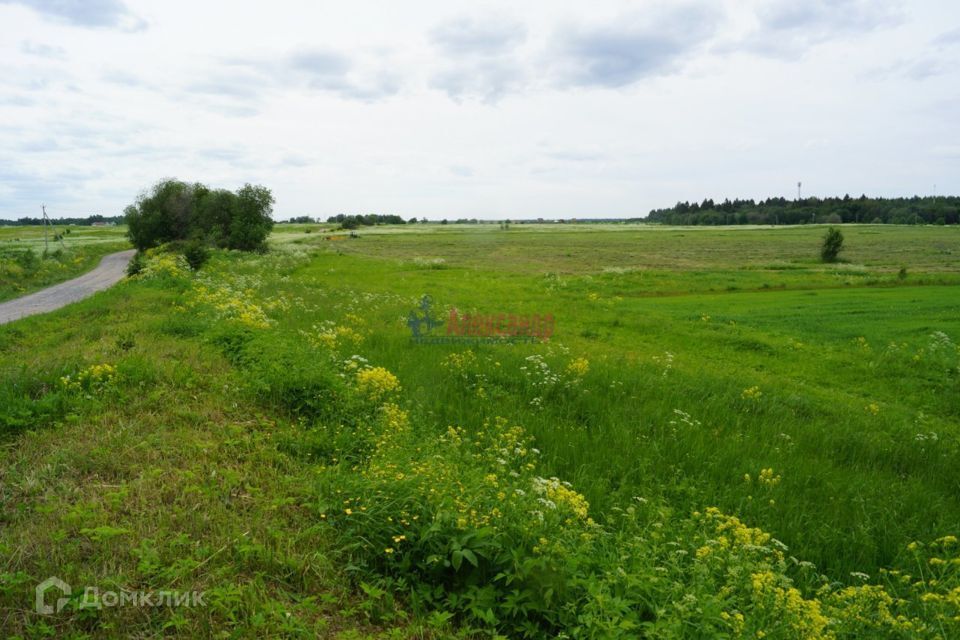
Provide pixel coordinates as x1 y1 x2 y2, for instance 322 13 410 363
125 179 274 251
125 180 195 249
229 184 275 251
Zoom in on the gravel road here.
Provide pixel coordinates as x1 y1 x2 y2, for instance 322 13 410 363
0 249 136 325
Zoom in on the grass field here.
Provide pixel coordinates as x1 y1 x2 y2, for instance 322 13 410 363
0 226 131 302
1 224 959 638
278 224 960 573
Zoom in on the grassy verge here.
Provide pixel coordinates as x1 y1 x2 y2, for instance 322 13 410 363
0 257 432 638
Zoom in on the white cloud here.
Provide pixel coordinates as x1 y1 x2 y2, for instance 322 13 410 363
733 0 904 58
429 15 527 55
0 0 146 31
550 3 724 88
427 14 529 102
933 26 960 45
19 39 65 58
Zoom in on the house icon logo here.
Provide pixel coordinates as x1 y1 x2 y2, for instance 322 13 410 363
35 576 71 615
406 295 443 338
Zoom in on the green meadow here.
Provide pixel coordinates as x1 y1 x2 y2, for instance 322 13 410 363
281 224 960 573
2 223 960 638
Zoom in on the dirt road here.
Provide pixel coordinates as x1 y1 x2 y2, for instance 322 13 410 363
0 249 136 325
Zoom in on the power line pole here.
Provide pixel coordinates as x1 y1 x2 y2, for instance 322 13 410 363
42 203 49 255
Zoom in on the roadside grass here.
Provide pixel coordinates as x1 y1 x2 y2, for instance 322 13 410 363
0 226 131 302
1 226 959 637
0 275 442 638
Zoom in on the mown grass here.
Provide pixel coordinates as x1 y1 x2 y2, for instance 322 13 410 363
0 226 131 302
1 226 959 638
299 222 960 277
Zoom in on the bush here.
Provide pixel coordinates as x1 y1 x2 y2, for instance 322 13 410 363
126 252 146 276
183 240 210 270
125 179 274 252
821 227 844 263
15 248 39 271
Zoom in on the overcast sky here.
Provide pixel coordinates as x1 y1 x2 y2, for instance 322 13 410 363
1 0 958 220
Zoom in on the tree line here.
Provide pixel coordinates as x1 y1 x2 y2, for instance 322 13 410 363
647 195 960 226
285 215 488 227
0 214 124 226
325 213 408 229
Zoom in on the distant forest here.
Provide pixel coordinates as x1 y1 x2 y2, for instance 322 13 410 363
5 195 959 227
0 214 124 226
324 214 407 229
647 195 960 225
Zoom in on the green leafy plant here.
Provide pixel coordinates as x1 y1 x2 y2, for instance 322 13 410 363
183 239 211 270
126 251 146 276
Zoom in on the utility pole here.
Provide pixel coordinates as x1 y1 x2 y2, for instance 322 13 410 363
42 204 49 255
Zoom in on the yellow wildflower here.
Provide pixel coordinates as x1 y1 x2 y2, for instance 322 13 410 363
566 357 590 377
759 468 781 488
355 366 401 400
741 386 762 401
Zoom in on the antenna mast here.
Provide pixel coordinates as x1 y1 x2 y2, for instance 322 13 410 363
797 181 802 201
